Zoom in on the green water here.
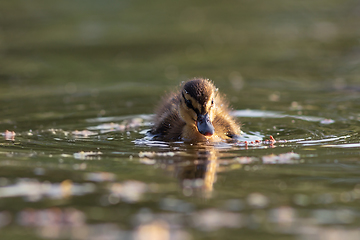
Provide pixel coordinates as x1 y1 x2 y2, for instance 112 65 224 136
1 1 360 239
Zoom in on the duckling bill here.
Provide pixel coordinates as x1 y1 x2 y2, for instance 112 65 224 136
151 78 240 142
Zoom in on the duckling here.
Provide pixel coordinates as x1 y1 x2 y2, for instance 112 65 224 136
150 78 240 142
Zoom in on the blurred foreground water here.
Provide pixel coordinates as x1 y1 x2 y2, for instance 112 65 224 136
1 0 360 239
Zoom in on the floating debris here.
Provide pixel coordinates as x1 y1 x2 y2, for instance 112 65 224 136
0 178 96 201
247 192 269 208
262 152 300 164
108 181 148 203
88 122 126 132
88 118 144 134
191 209 243 231
127 118 143 128
73 151 102 160
47 128 69 136
320 119 335 124
139 151 175 158
132 210 191 240
234 135 284 148
71 130 97 138
290 101 302 111
234 156 257 164
3 130 15 141
139 158 157 165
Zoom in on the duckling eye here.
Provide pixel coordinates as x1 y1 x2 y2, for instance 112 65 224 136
211 100 214 105
185 99 193 109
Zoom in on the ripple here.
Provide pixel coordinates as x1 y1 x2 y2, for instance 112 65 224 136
323 143 360 148
297 135 351 145
231 109 334 123
86 114 153 123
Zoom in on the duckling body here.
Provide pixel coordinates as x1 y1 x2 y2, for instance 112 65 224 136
151 78 240 142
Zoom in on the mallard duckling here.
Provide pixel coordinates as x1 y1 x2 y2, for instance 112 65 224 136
150 78 240 142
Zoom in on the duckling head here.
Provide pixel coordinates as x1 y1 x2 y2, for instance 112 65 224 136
179 79 217 137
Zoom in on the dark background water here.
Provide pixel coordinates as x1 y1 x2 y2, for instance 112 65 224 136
1 1 360 239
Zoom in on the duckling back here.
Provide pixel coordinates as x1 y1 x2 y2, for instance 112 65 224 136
151 94 185 140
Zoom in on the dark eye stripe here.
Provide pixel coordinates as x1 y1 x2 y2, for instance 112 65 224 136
185 100 193 108
182 92 199 115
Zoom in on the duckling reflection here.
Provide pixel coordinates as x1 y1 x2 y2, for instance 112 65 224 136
159 145 219 197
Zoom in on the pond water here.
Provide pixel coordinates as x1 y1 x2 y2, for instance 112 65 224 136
1 1 360 239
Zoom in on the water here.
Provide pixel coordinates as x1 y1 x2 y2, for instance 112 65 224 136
1 0 360 239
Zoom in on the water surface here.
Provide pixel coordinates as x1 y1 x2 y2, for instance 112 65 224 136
1 1 360 239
